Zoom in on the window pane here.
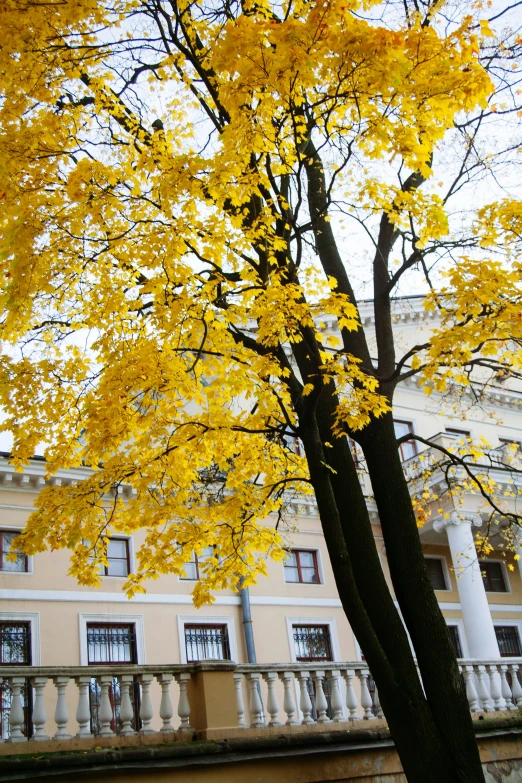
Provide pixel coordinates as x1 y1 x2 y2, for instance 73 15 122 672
284 565 300 582
299 552 315 568
393 420 412 438
107 559 129 577
181 561 198 580
200 547 215 559
107 540 127 558
447 626 463 658
481 562 507 592
285 551 297 567
1 533 27 573
425 558 447 590
400 441 416 461
301 567 318 584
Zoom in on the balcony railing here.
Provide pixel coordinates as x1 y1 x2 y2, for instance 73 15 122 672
0 658 520 746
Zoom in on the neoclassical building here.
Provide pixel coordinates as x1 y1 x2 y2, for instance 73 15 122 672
0 295 521 738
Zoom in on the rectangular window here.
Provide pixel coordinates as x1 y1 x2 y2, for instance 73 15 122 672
425 558 447 591
445 428 470 438
284 550 320 584
480 561 508 593
293 625 332 662
86 624 139 736
495 626 522 657
86 624 137 664
98 539 130 578
0 622 32 739
0 531 28 573
181 547 215 581
184 624 230 662
447 625 463 658
393 420 416 461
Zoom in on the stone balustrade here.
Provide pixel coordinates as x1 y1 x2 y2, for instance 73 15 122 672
0 658 520 745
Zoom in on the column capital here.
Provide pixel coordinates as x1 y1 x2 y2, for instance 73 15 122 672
433 511 482 533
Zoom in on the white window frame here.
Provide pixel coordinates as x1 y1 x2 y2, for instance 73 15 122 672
493 619 522 655
445 619 469 658
177 615 238 664
424 555 452 592
285 616 341 663
78 613 145 666
283 548 325 586
0 527 34 576
0 612 40 665
479 558 512 594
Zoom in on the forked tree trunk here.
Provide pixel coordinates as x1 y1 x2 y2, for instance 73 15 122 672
298 405 485 783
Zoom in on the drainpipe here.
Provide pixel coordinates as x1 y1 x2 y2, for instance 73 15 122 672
239 578 257 663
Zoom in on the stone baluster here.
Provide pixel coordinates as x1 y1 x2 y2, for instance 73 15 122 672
234 673 247 728
138 673 155 735
463 666 479 712
175 672 192 732
509 665 522 708
475 665 491 712
156 673 173 733
98 676 115 737
263 672 282 727
358 670 374 720
31 677 49 741
53 676 71 739
488 664 505 711
328 671 344 722
311 672 330 723
119 675 137 736
75 676 94 738
343 669 359 720
7 677 27 741
298 673 314 724
499 665 516 711
373 685 384 719
246 673 265 728
280 672 299 726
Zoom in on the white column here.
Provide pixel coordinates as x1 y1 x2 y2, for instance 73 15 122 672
434 512 499 658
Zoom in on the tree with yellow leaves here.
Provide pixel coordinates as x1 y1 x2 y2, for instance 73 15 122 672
1 0 522 780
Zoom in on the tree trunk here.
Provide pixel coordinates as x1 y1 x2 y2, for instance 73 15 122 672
358 412 486 782
298 403 485 783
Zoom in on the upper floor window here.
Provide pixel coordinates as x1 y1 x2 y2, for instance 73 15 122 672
293 625 332 662
284 549 320 584
424 557 448 591
0 531 28 573
184 624 230 662
98 539 130 577
181 547 215 581
445 428 470 439
480 561 508 593
495 626 522 657
447 625 463 658
393 420 416 461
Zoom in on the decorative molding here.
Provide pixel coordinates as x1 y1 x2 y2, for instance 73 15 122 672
285 615 342 663
78 612 146 666
176 614 238 664
433 511 483 533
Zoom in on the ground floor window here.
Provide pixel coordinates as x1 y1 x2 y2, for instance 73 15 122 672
447 625 463 658
495 626 522 657
184 624 231 662
0 622 32 739
293 625 332 662
87 623 139 735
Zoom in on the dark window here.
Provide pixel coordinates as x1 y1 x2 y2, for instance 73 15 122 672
98 539 130 577
447 625 463 658
348 438 363 468
425 558 447 590
480 561 508 593
394 420 416 461
445 428 470 438
293 625 332 662
0 531 28 573
0 623 32 739
284 550 320 584
495 626 522 657
180 547 215 581
87 624 139 735
184 624 230 662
